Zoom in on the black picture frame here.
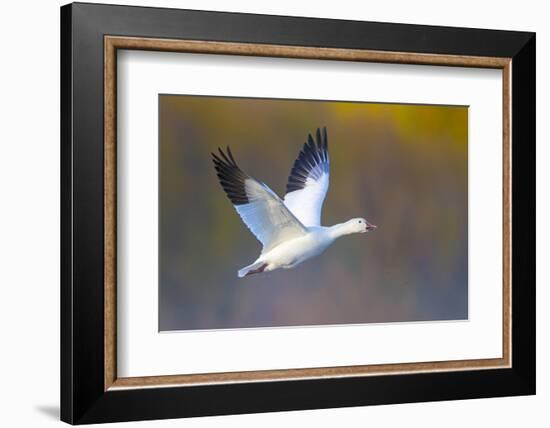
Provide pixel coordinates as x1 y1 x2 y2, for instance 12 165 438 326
61 2 535 424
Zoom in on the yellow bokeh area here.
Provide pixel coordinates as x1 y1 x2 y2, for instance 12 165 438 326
331 102 467 149
159 95 468 331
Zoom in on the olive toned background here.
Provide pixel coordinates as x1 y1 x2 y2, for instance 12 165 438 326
159 94 468 331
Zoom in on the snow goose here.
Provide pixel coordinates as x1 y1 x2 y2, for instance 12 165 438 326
212 127 377 278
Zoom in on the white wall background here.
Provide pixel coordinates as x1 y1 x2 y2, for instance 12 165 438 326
0 0 546 426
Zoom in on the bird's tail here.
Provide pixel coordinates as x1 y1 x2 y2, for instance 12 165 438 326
238 261 268 278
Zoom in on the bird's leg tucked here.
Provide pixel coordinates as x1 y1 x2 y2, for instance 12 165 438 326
244 263 268 276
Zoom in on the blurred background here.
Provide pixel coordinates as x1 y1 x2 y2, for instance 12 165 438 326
159 94 468 331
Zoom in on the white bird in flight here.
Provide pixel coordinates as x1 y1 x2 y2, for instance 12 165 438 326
212 127 377 278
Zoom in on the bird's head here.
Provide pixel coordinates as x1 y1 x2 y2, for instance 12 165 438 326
347 218 377 234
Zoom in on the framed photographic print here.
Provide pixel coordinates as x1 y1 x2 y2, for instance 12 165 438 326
60 2 535 424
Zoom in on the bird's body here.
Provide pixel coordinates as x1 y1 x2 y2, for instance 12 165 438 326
211 127 376 278
240 227 332 277
239 222 366 277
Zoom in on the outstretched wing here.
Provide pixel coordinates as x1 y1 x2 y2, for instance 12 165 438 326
283 127 330 227
212 147 308 253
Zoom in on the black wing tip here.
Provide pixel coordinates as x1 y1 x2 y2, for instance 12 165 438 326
307 126 329 156
286 127 329 194
211 146 249 205
306 126 328 152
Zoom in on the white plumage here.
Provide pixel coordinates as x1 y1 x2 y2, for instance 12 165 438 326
212 127 376 278
283 128 330 227
235 179 307 254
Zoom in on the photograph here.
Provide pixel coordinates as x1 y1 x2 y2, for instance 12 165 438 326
159 94 468 331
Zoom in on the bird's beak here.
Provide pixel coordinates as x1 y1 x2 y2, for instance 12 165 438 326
366 222 377 232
